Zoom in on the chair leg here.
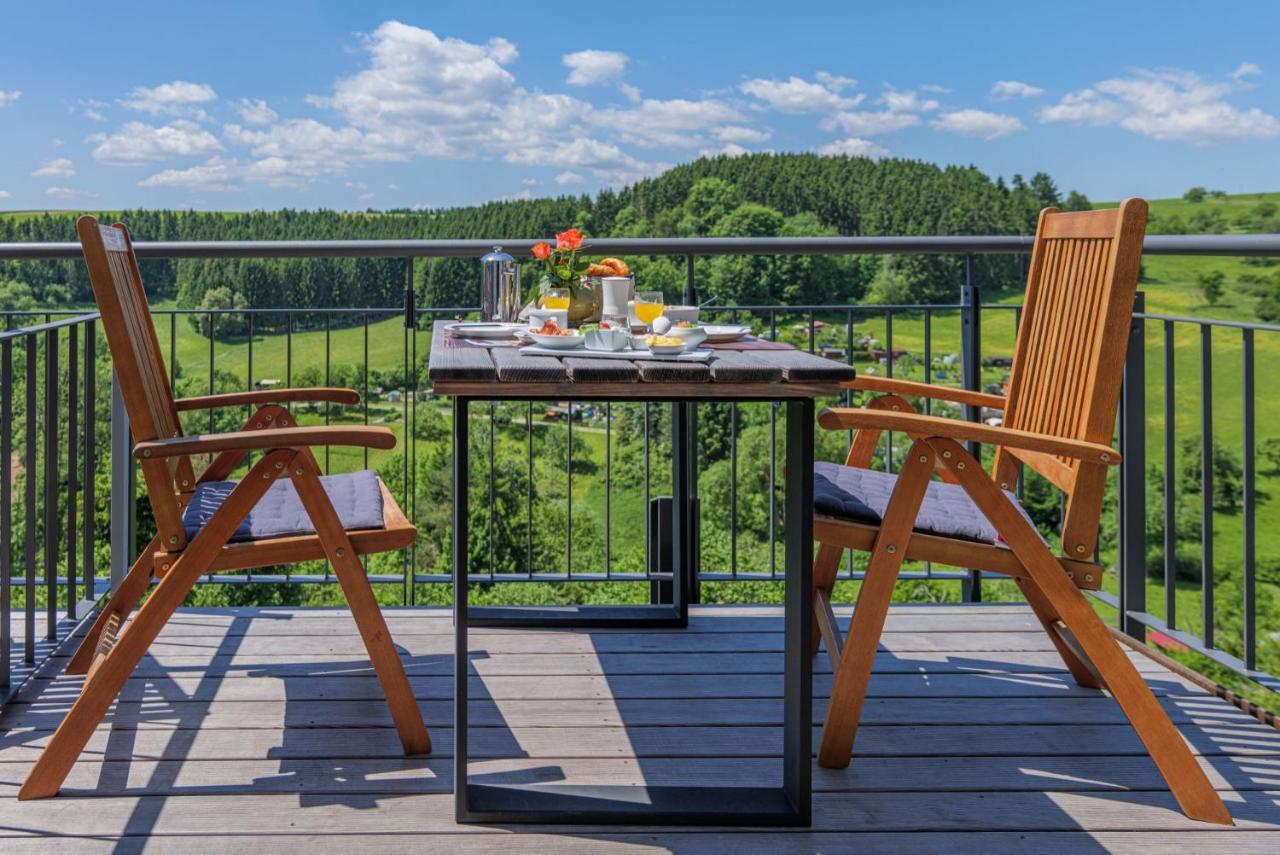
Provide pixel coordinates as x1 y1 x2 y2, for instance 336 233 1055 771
65 535 161 674
290 451 430 756
933 437 1232 826
819 443 934 769
812 542 844 661
1015 577 1103 689
20 451 296 800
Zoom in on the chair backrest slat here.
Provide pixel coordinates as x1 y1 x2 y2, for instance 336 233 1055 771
994 199 1148 557
78 216 191 550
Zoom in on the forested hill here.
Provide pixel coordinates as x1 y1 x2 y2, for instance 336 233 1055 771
0 153 1088 316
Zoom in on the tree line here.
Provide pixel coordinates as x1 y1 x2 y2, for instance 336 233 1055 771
1 153 1089 332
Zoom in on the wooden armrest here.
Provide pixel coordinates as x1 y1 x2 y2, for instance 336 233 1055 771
135 425 395 459
844 376 1005 410
174 388 360 411
817 408 1120 465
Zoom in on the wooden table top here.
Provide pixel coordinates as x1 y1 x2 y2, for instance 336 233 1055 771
427 321 854 399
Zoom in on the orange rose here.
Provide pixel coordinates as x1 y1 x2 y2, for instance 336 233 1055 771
531 241 551 260
555 228 584 250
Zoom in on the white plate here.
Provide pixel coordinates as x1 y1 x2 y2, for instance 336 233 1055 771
526 330 585 349
443 322 523 340
702 324 753 343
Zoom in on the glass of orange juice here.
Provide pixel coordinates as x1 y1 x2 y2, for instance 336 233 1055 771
634 290 665 330
542 286 571 310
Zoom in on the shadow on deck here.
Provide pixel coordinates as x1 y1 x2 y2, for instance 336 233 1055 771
1 604 1280 853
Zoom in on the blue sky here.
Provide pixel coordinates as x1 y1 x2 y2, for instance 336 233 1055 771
1 1 1278 211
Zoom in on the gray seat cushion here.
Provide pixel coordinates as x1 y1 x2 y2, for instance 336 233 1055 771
183 469 385 542
814 461 1038 544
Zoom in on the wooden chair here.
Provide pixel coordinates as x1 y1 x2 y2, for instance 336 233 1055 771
811 199 1232 825
19 217 430 800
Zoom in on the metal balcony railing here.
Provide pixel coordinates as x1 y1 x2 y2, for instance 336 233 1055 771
1 232 1278 702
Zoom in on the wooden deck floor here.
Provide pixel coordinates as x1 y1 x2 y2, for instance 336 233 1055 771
2 603 1280 852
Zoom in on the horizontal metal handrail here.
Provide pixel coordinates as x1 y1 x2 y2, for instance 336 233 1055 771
0 311 100 341
2 233 1280 260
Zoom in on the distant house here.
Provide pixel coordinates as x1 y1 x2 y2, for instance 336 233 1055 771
256 378 281 389
386 390 402 402
867 348 909 363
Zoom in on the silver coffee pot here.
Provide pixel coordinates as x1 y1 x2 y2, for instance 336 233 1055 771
480 246 521 323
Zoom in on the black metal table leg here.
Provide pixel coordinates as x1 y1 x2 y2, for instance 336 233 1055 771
453 396 471 822
453 394 814 826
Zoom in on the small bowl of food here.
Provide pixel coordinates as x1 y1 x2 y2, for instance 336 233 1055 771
581 321 630 352
528 307 569 328
526 319 584 349
645 334 686 355
665 321 708 350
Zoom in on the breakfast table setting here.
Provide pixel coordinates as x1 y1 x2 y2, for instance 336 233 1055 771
428 229 853 827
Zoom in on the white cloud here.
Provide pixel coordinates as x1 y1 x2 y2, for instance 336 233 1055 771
817 137 890 159
563 49 628 86
0 90 20 108
741 73 862 113
931 109 1025 139
0 190 11 199
83 108 106 122
139 155 330 192
990 80 1045 100
89 120 223 163
1038 68 1280 145
45 186 97 200
699 143 750 158
32 158 76 178
1231 62 1262 81
121 80 217 117
1036 88 1125 124
312 21 519 157
506 136 641 170
825 110 920 136
881 89 938 113
555 171 584 185
237 98 278 125
618 83 642 104
598 97 742 148
520 177 541 186
716 125 771 143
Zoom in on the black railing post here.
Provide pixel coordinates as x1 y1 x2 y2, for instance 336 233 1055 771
109 372 134 594
960 255 983 602
683 254 700 604
1242 327 1256 670
1119 293 1147 641
404 258 416 605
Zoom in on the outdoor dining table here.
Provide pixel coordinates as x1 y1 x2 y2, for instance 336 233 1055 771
427 320 855 826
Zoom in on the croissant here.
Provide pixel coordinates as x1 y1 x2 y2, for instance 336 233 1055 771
599 257 630 276
586 263 616 277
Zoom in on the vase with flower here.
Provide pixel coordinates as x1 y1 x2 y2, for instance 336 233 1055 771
530 228 598 325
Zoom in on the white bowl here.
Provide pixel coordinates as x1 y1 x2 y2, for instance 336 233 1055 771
663 305 700 325
702 324 752 343
526 330 584 349
646 341 686 356
665 325 708 350
528 307 568 328
584 328 630 351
